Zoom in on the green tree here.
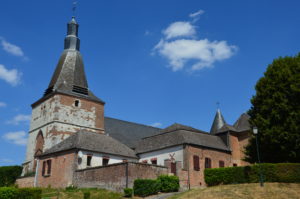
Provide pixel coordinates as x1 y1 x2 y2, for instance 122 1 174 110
245 54 300 163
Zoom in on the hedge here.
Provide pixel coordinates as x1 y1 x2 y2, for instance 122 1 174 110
204 163 300 186
0 187 42 199
123 188 133 197
0 166 22 187
133 179 161 197
158 175 179 192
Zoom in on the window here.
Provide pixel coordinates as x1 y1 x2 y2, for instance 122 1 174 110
205 157 211 168
219 160 225 168
151 158 157 165
74 100 80 107
233 163 238 167
42 159 52 176
87 155 92 166
171 162 176 175
193 155 200 171
142 160 148 164
102 157 109 166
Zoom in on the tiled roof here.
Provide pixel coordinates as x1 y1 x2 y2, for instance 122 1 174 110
104 117 161 149
41 131 137 158
135 123 230 153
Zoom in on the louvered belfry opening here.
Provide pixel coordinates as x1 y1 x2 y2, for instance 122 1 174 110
40 17 104 104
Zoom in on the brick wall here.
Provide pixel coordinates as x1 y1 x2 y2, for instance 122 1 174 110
181 145 232 188
37 151 76 188
74 162 168 192
16 176 35 188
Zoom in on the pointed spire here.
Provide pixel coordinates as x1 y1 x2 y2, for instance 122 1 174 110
40 17 104 104
210 109 226 134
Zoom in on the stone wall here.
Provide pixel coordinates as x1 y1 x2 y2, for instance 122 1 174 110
74 162 168 192
16 176 35 188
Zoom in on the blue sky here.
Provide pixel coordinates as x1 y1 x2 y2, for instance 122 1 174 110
0 0 299 166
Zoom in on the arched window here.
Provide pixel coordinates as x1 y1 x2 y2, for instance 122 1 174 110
34 130 44 157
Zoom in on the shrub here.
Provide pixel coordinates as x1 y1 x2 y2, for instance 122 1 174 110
65 185 78 192
123 188 133 197
205 163 300 186
158 175 179 192
0 166 22 187
0 187 17 199
0 187 42 199
83 191 90 199
133 179 161 197
17 188 42 199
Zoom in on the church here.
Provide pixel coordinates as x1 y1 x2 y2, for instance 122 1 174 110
17 17 251 191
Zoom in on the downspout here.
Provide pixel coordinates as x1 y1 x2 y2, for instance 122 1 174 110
185 146 191 190
34 159 39 187
125 162 129 188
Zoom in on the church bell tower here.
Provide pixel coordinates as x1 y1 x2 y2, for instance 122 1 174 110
22 17 105 174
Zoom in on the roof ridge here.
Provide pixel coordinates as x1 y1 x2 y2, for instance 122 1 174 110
142 127 212 140
105 116 161 130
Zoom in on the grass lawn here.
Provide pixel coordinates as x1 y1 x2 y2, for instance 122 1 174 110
168 183 300 199
41 188 139 199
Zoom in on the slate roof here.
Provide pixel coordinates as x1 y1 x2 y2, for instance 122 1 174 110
104 117 161 149
216 113 251 134
233 113 251 132
135 123 230 153
33 17 104 106
41 131 137 158
210 109 226 134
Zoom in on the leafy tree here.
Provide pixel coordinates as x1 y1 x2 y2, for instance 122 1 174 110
245 54 300 163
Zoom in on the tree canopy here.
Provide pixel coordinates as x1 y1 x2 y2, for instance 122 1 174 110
245 54 300 163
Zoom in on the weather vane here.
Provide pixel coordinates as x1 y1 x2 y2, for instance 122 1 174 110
72 1 77 17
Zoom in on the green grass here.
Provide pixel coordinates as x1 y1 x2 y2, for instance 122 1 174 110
41 188 127 199
168 183 300 199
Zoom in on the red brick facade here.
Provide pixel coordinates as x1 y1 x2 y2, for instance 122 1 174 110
37 151 76 188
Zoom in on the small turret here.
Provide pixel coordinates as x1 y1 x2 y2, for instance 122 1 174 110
64 17 80 50
210 109 226 134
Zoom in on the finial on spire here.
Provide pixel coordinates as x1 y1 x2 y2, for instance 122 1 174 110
72 1 77 18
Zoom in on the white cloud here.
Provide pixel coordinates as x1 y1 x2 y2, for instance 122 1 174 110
150 122 162 128
0 102 6 107
154 39 237 71
189 10 205 18
153 11 237 72
0 64 22 86
7 114 31 125
0 158 13 163
145 30 151 36
1 38 24 57
3 131 27 146
163 21 196 40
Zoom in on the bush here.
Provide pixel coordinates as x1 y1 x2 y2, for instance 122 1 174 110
17 188 42 199
0 166 22 187
133 179 161 197
205 163 300 186
123 188 133 197
65 185 78 192
0 187 42 199
83 191 90 199
158 175 179 192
